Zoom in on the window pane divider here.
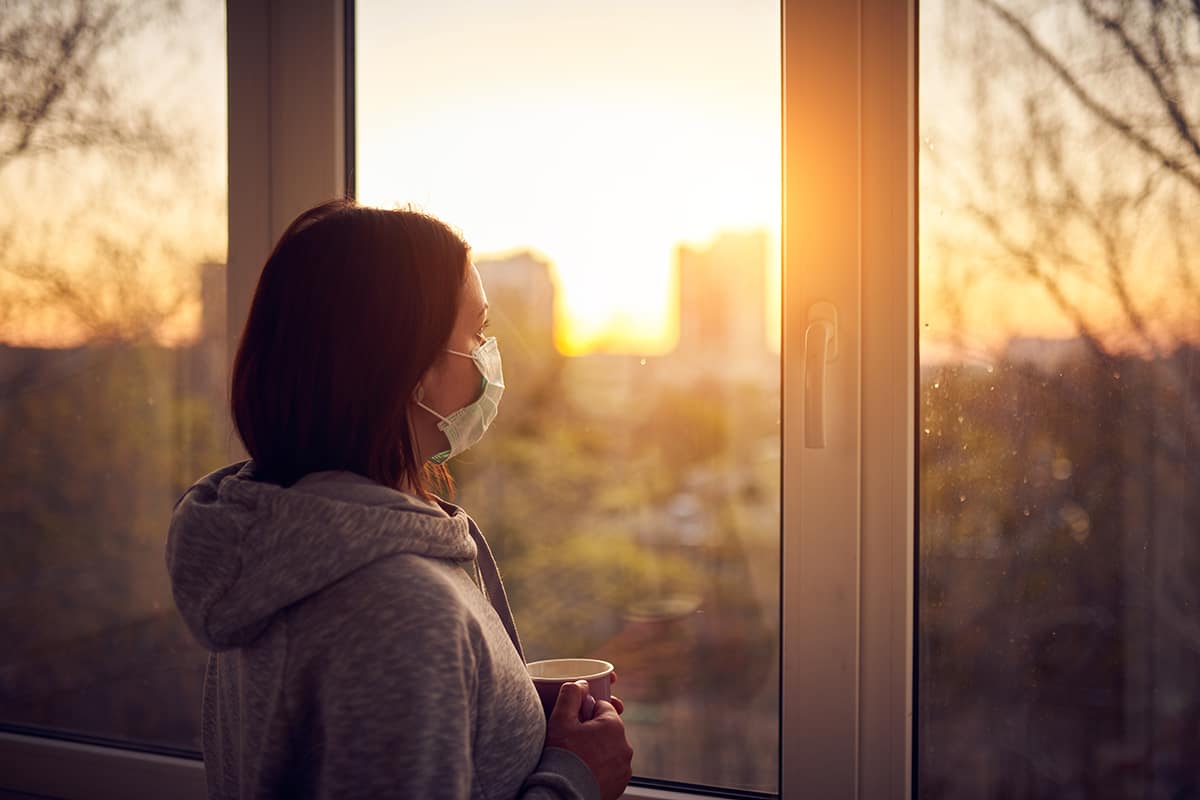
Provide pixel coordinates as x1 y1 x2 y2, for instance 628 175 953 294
781 0 914 797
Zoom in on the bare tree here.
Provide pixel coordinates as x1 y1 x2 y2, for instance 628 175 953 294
0 0 182 172
0 0 220 345
921 2 1200 794
930 0 1200 346
924 0 1200 456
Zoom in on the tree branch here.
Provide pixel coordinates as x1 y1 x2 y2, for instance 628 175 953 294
963 197 1115 368
1080 0 1200 175
0 0 181 172
980 0 1200 195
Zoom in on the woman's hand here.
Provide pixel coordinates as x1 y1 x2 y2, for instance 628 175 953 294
545 681 633 800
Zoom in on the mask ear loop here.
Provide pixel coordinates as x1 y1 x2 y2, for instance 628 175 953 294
413 384 454 426
447 335 496 364
413 383 455 466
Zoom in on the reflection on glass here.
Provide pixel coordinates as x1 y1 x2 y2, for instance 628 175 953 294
920 1 1200 797
357 2 781 791
0 0 226 750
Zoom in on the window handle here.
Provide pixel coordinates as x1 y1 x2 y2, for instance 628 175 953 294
804 302 839 449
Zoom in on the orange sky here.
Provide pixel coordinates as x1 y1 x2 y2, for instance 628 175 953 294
5 1 1196 360
354 0 781 356
3 1 781 354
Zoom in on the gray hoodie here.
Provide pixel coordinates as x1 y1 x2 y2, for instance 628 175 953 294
166 461 600 800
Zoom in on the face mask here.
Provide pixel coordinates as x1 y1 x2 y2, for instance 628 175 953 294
416 336 504 464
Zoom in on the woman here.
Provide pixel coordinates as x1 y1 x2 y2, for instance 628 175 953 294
166 199 633 799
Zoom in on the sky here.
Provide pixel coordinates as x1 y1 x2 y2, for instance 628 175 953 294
0 0 228 348
5 1 1195 360
917 0 1200 361
1 0 779 354
354 0 782 356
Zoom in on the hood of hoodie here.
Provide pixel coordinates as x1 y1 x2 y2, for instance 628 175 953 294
166 461 478 652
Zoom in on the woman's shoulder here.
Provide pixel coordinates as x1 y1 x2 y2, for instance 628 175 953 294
282 554 484 681
298 553 473 629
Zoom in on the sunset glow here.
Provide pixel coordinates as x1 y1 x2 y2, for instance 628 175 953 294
355 0 781 356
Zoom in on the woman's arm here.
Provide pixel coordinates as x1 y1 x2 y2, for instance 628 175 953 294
309 596 480 799
291 560 605 800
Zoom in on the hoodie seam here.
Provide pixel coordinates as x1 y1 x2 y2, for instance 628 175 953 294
235 479 475 560
279 611 294 759
469 626 487 800
277 473 453 520
196 492 252 648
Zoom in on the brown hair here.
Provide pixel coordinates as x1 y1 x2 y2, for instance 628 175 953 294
230 199 468 497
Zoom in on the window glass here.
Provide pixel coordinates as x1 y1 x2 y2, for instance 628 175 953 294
919 1 1200 796
357 2 781 791
0 0 226 751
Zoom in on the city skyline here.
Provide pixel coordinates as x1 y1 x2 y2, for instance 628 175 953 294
355 0 782 357
0 224 781 358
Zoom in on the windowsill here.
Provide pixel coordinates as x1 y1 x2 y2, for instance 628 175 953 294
0 731 744 800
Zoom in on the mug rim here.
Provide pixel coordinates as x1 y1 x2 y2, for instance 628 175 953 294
526 658 614 682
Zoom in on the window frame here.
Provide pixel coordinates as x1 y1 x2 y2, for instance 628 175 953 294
781 1 914 798
0 0 915 797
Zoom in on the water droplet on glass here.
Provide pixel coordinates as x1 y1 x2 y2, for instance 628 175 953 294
1059 502 1090 542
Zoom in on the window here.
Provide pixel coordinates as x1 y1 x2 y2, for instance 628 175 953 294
356 2 782 792
1 2 917 798
919 0 1200 796
0 0 226 753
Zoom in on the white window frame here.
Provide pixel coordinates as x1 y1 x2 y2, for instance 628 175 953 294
0 1 914 797
781 1 914 798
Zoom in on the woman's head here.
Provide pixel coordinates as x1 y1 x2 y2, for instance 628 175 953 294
230 198 472 496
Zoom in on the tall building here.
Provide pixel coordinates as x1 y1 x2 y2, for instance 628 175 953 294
1003 336 1089 373
475 251 559 407
476 251 556 355
673 230 773 385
